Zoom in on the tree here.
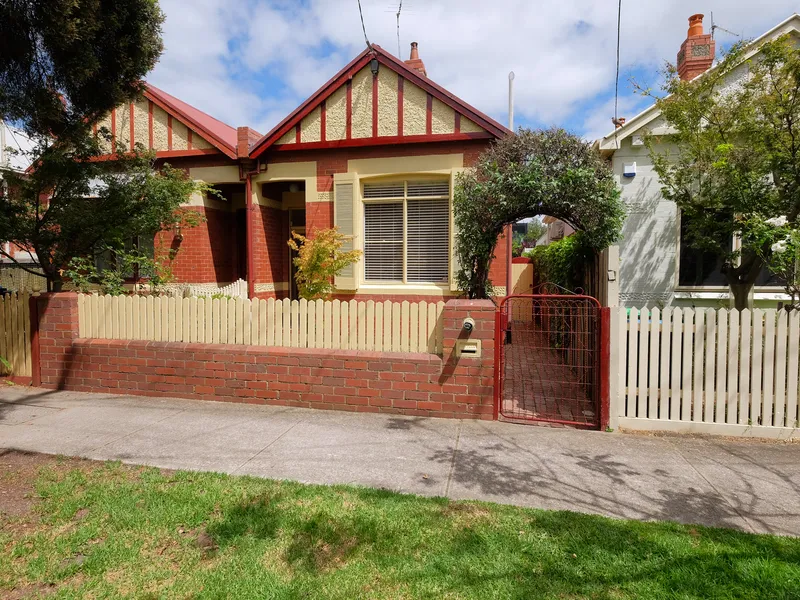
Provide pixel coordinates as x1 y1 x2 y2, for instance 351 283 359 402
644 35 800 310
454 128 624 299
524 219 547 245
0 0 164 138
0 0 204 292
287 228 362 300
0 139 203 291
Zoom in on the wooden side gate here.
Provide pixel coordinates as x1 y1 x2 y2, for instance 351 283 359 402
0 292 33 380
495 294 601 428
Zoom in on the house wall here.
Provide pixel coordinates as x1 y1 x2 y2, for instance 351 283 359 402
36 293 496 421
258 139 508 300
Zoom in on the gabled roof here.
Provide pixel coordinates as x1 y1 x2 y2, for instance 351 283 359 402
144 84 245 159
250 44 511 158
597 13 800 153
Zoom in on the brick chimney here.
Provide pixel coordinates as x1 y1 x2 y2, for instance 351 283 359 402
404 42 427 77
236 126 252 158
677 14 715 81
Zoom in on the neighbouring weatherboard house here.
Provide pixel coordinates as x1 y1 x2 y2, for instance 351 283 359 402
596 13 800 309
84 42 511 302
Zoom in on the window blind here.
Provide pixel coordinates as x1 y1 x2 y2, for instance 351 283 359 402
407 199 449 282
364 203 403 281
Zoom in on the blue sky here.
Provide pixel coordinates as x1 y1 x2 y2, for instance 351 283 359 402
16 1 800 151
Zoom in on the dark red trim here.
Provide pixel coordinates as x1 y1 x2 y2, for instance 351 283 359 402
129 102 135 151
493 307 502 420
455 112 461 134
249 44 510 158
187 128 193 150
372 71 379 138
250 52 374 157
90 148 221 162
372 50 510 138
599 307 611 431
426 93 433 135
245 172 255 299
270 131 493 152
346 80 352 140
295 123 301 144
111 108 116 147
148 101 154 149
167 114 173 150
320 100 327 142
29 295 40 388
144 89 237 159
512 256 533 264
397 76 404 136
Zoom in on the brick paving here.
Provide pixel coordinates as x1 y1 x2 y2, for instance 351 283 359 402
501 321 598 427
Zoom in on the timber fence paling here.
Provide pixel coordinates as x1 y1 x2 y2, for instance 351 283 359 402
613 306 800 435
0 291 33 377
79 294 446 355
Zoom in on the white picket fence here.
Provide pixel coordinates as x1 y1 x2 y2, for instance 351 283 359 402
78 294 445 354
611 307 800 438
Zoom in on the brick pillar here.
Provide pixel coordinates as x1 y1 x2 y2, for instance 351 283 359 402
441 299 497 418
36 292 80 388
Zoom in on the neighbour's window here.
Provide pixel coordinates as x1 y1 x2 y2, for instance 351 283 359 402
678 212 731 287
363 180 449 284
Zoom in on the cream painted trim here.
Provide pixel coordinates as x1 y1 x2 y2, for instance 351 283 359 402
189 165 241 183
348 153 464 176
254 161 318 207
255 282 289 293
357 284 456 296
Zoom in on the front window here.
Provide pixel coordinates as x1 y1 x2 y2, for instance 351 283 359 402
363 180 449 284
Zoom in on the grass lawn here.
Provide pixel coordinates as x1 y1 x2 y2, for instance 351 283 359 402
1 452 799 599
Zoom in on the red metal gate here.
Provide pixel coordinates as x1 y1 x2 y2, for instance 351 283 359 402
495 295 601 428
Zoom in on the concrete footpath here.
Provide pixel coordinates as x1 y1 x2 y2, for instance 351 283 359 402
1 387 798 537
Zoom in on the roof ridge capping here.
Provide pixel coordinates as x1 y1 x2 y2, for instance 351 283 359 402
596 12 800 152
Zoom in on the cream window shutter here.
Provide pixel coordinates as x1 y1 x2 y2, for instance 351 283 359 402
333 173 359 291
449 169 461 292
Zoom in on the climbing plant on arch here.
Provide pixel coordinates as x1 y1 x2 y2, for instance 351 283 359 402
454 128 626 298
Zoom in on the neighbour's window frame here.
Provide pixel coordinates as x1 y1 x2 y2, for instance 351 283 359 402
675 210 783 291
360 178 451 286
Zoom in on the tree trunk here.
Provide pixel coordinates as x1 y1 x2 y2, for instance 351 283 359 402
729 283 753 311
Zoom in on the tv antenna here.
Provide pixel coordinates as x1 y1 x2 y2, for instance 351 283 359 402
396 0 403 56
710 12 741 40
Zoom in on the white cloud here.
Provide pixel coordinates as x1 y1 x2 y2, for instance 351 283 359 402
148 0 800 137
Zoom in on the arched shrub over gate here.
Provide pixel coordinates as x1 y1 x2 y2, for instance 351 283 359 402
454 128 625 298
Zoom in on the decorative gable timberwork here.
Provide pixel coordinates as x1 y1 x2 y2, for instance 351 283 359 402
251 45 508 157
94 100 215 156
93 86 241 159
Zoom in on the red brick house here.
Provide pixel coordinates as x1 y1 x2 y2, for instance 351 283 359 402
95 43 511 301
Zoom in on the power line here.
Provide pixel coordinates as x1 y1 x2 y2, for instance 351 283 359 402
396 0 403 57
357 0 371 48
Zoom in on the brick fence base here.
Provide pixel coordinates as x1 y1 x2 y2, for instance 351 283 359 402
36 293 496 420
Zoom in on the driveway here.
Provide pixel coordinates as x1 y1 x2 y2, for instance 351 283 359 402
1 386 798 536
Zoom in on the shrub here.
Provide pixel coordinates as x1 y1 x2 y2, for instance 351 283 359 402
287 228 362 300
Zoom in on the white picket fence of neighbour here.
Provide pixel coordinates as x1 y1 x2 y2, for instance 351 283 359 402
611 307 800 437
167 279 248 300
0 291 32 378
78 294 446 354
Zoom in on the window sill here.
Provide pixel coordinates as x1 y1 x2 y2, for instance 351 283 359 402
357 283 453 294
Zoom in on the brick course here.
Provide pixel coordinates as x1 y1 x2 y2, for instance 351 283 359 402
36 294 497 420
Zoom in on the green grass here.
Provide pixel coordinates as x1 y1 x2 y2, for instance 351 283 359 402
2 458 800 599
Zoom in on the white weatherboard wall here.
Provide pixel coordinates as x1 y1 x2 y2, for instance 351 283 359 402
78 295 445 355
609 306 799 439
